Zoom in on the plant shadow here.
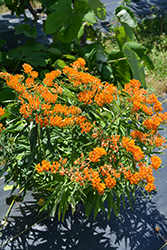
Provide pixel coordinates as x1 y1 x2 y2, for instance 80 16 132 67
0 190 167 250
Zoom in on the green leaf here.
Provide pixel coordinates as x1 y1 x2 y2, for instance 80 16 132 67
38 0 58 9
0 39 6 47
83 9 96 24
45 12 64 34
96 50 107 72
115 5 137 28
0 0 5 6
7 49 22 60
84 190 93 218
106 191 118 218
125 42 147 57
93 194 101 219
24 27 37 38
121 193 126 209
101 64 113 82
19 45 32 56
123 44 146 88
44 0 72 34
14 24 31 35
141 54 154 70
63 54 76 60
87 0 106 20
53 59 67 68
114 26 126 51
124 185 133 210
24 52 47 67
48 47 62 56
109 51 131 85
74 0 96 24
26 38 45 51
116 6 137 41
58 12 82 43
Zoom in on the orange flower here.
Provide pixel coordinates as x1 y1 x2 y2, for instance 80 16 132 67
150 155 162 170
22 63 33 74
145 183 156 192
0 107 5 116
0 123 5 132
88 147 107 162
122 136 144 161
71 57 86 70
105 174 116 189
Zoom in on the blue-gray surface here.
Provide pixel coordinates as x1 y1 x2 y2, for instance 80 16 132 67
0 99 167 250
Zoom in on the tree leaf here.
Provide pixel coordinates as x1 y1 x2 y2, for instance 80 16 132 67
114 26 126 51
58 12 82 43
47 47 62 56
87 0 106 20
44 0 72 34
38 0 58 9
0 39 6 48
24 52 47 67
74 0 96 24
14 23 31 35
115 5 137 28
123 44 146 88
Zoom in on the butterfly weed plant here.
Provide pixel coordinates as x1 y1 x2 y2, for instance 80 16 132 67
0 58 167 221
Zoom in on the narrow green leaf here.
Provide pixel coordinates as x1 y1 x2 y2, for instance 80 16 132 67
124 185 133 210
121 193 126 209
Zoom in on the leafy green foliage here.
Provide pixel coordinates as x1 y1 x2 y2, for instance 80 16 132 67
0 1 153 89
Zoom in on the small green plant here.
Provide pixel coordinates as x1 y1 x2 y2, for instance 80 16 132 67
134 14 167 94
0 58 166 221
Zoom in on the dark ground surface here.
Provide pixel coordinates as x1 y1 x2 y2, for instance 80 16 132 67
0 1 167 249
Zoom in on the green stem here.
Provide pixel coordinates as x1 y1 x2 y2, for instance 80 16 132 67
0 187 25 232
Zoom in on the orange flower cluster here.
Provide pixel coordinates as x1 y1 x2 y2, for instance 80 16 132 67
123 163 156 192
124 79 163 114
122 136 145 161
71 57 86 70
0 107 5 117
150 155 162 170
0 63 95 133
43 70 61 87
63 59 117 106
143 113 167 131
131 130 167 148
22 63 38 78
36 158 67 174
88 147 107 162
94 83 116 107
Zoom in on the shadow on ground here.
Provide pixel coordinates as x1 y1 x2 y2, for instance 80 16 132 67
0 189 167 250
